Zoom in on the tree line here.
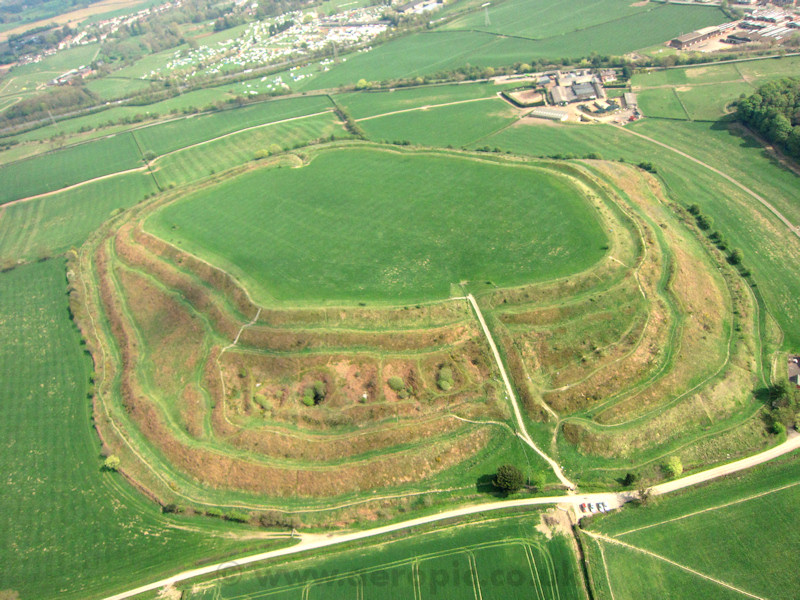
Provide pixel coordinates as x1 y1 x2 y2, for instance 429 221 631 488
736 77 800 161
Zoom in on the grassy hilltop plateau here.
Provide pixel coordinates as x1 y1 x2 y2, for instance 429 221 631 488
2 0 800 598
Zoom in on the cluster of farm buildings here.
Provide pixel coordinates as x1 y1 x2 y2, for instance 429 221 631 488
670 5 799 49
504 69 638 123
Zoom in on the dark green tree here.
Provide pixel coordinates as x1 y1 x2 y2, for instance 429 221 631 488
494 464 524 493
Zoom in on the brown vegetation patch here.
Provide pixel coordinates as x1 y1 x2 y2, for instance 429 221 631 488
115 266 206 398
237 322 476 353
229 416 465 462
499 276 639 327
132 226 257 318
255 300 471 330
179 384 206 439
116 224 241 339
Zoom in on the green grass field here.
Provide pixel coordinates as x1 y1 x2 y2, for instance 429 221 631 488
133 94 333 156
153 111 343 188
0 171 157 263
637 88 688 120
358 97 517 148
676 81 752 121
148 146 608 304
183 513 586 600
630 57 800 123
0 259 283 600
335 82 505 120
293 5 725 91
0 132 143 203
443 0 650 38
584 452 800 600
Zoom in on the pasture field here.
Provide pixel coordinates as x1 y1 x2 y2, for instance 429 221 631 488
631 62 744 88
132 94 333 157
0 171 157 264
147 146 607 304
335 82 506 120
634 78 751 122
636 88 688 120
442 0 648 38
675 81 752 121
583 452 800 600
295 5 725 91
0 131 143 204
736 54 800 81
631 56 800 122
85 75 157 100
182 513 585 600
152 111 343 188
0 259 285 600
358 97 517 148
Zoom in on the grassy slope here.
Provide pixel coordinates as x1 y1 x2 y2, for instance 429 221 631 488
147 147 608 304
475 120 800 348
586 452 800 600
0 259 279 600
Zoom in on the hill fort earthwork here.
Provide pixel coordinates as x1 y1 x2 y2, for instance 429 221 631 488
68 141 766 524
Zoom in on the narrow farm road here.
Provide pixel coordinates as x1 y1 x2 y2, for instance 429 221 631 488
651 429 800 496
101 492 615 600
99 432 800 600
1 165 150 207
614 125 800 240
466 294 577 490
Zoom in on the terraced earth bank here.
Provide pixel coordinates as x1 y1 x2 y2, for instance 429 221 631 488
70 143 770 520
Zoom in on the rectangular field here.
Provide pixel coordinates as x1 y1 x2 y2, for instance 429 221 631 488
636 88 688 120
184 514 586 600
153 111 343 188
0 132 143 204
0 171 157 264
335 82 504 120
358 97 516 148
585 452 800 600
133 94 333 156
676 81 753 121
